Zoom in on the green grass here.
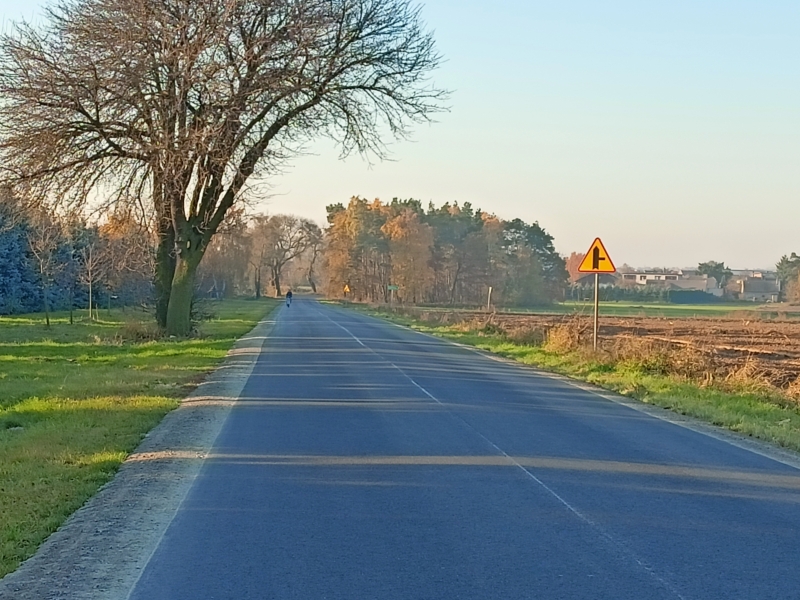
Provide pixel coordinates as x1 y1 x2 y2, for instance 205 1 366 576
361 308 800 455
0 299 279 578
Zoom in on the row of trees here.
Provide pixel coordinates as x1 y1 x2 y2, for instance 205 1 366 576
0 195 324 321
0 192 152 323
323 197 567 306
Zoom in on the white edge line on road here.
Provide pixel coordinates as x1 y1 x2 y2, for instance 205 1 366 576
319 308 366 346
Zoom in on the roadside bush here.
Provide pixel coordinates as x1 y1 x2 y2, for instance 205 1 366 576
437 312 454 325
506 325 547 346
785 377 800 400
451 316 503 337
609 337 672 375
723 358 773 394
544 318 588 352
117 320 163 342
188 296 219 336
667 345 716 380
606 336 718 381
418 310 437 323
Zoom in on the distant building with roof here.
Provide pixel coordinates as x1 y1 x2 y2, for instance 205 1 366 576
726 271 780 302
618 270 723 296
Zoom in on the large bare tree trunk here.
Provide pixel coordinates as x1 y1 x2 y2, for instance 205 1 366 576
153 172 177 329
165 251 201 336
154 228 176 329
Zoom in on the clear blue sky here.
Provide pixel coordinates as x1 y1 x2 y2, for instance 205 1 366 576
2 1 798 268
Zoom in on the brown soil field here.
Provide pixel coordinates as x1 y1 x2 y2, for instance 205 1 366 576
417 310 800 389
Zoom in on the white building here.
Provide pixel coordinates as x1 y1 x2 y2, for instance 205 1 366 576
619 271 723 296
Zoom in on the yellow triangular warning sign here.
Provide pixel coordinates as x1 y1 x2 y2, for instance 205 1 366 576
578 238 616 273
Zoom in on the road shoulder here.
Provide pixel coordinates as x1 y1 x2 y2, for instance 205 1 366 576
0 312 280 600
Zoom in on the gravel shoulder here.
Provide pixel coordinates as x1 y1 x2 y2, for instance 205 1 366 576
0 313 279 600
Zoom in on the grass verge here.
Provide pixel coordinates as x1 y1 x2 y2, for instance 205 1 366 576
0 299 279 578
358 306 800 455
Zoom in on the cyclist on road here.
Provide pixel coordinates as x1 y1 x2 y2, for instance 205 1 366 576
286 290 293 307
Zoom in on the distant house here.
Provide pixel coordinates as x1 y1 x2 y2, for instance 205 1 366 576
666 275 723 296
620 270 680 285
619 270 723 296
727 273 780 302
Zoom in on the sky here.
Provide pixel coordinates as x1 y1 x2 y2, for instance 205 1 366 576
1 0 798 269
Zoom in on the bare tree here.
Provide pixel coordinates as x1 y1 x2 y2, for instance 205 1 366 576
270 216 320 296
197 207 251 299
25 209 65 328
248 214 317 297
248 216 273 300
100 210 156 309
79 238 106 321
0 0 446 334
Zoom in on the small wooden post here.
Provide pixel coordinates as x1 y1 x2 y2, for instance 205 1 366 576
487 286 493 311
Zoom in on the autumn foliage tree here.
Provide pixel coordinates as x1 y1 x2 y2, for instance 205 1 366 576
323 197 566 306
381 209 435 303
565 252 586 282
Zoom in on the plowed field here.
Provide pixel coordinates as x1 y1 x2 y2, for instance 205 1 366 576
421 310 800 388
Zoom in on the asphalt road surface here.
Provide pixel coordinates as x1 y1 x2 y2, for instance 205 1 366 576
128 299 800 600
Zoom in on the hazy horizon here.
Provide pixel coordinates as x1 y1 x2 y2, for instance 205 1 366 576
2 0 797 270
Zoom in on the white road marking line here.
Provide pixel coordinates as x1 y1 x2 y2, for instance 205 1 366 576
315 306 366 346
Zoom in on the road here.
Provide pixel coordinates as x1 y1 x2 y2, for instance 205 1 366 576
129 299 800 600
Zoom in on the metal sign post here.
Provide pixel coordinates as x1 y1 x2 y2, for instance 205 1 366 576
577 238 616 352
593 273 599 350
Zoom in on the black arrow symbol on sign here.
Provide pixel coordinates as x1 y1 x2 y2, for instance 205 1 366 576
592 246 605 270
